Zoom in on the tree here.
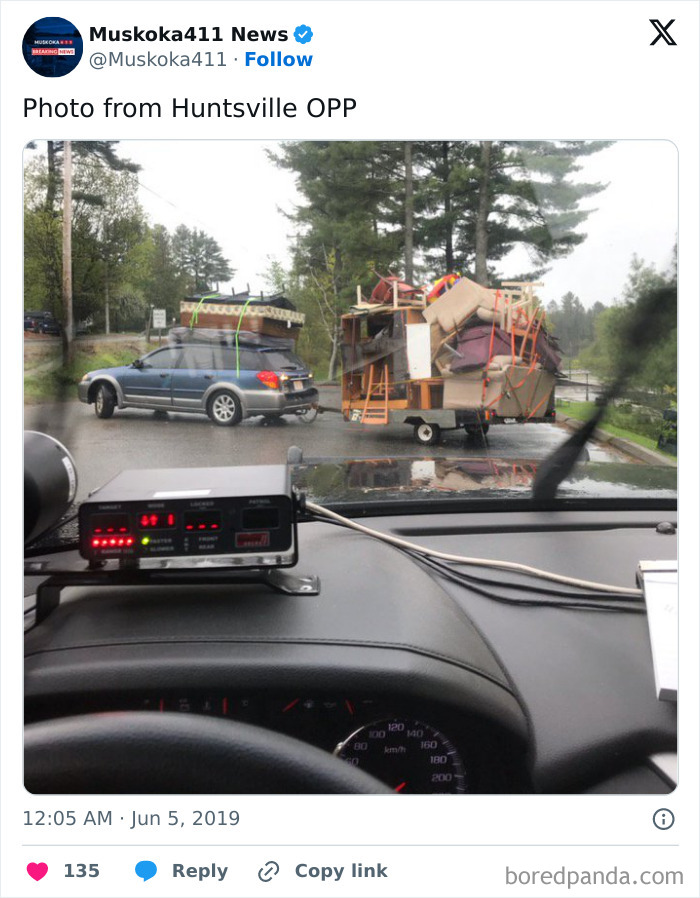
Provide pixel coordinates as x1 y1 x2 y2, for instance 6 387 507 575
134 225 187 326
274 141 611 294
271 141 612 373
171 225 234 294
26 141 141 363
38 140 141 216
269 142 402 300
269 142 406 372
410 141 473 276
580 254 676 393
85 167 145 333
62 141 73 361
415 140 612 285
404 142 414 282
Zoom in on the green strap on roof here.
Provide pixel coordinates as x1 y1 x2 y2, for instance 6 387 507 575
234 298 253 377
189 293 219 330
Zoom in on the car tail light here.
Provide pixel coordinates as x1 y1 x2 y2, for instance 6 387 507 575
256 370 280 389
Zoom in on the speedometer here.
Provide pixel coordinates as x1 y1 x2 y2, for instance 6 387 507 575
334 718 467 793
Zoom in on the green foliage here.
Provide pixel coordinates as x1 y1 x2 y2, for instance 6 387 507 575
171 225 234 294
409 140 610 281
272 140 611 289
269 141 402 303
557 400 675 458
261 258 337 378
24 339 152 404
24 145 233 333
268 141 611 368
546 293 606 358
579 254 677 394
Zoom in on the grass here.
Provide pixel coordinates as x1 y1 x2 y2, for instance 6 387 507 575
24 338 155 405
556 400 676 459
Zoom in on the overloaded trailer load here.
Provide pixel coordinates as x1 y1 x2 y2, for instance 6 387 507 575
180 292 305 340
341 274 562 445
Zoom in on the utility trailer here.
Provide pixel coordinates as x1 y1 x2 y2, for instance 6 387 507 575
341 275 561 445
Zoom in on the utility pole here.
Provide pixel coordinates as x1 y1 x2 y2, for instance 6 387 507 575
104 266 111 335
61 140 74 367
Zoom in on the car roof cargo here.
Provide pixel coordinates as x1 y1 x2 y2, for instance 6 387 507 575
168 326 296 352
181 292 305 340
185 292 298 312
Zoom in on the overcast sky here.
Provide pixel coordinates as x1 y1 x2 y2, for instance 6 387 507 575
114 140 677 308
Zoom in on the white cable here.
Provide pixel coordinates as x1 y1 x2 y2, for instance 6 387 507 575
306 501 643 597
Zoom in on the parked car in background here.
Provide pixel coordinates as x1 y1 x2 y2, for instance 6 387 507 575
35 318 61 336
78 341 319 426
24 311 48 331
24 311 60 335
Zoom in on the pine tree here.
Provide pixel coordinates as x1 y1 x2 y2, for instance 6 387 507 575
414 140 612 285
269 141 402 299
171 225 234 294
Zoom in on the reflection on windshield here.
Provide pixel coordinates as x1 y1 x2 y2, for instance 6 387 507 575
292 458 677 508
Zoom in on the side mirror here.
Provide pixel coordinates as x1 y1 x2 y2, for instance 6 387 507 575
132 358 144 369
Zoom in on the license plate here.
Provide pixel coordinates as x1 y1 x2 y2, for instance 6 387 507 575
293 380 304 391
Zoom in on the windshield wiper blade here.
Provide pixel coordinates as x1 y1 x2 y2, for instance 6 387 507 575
533 283 676 502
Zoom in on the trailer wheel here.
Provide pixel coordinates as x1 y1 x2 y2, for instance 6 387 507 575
414 422 440 446
464 423 489 438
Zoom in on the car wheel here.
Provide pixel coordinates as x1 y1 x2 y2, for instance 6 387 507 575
207 391 242 427
94 384 116 419
414 422 440 446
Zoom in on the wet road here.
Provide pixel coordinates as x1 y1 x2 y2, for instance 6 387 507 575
25 387 625 503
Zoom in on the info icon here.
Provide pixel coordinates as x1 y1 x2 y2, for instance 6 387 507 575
22 17 83 77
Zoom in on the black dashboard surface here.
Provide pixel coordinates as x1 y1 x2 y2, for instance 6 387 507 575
24 508 677 793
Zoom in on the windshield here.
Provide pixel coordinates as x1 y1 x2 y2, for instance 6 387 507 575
24 140 677 519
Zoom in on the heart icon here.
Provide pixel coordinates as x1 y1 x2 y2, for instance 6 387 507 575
27 863 48 881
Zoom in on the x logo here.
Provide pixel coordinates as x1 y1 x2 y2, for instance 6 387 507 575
650 18 677 45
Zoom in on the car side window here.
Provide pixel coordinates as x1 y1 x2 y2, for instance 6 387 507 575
212 347 261 371
144 348 182 369
180 346 214 370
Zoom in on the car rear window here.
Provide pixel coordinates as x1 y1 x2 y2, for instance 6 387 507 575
258 350 306 371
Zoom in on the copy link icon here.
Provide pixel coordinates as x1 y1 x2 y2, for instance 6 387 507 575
258 861 280 882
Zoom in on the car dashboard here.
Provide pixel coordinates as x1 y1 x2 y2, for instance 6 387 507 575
24 507 677 794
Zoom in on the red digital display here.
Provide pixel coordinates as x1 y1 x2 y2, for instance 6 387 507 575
91 513 130 536
235 532 270 549
138 512 176 530
184 511 222 532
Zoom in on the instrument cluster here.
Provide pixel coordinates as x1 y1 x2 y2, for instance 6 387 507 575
26 691 528 793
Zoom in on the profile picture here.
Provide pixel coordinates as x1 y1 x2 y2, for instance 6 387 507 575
22 16 83 77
